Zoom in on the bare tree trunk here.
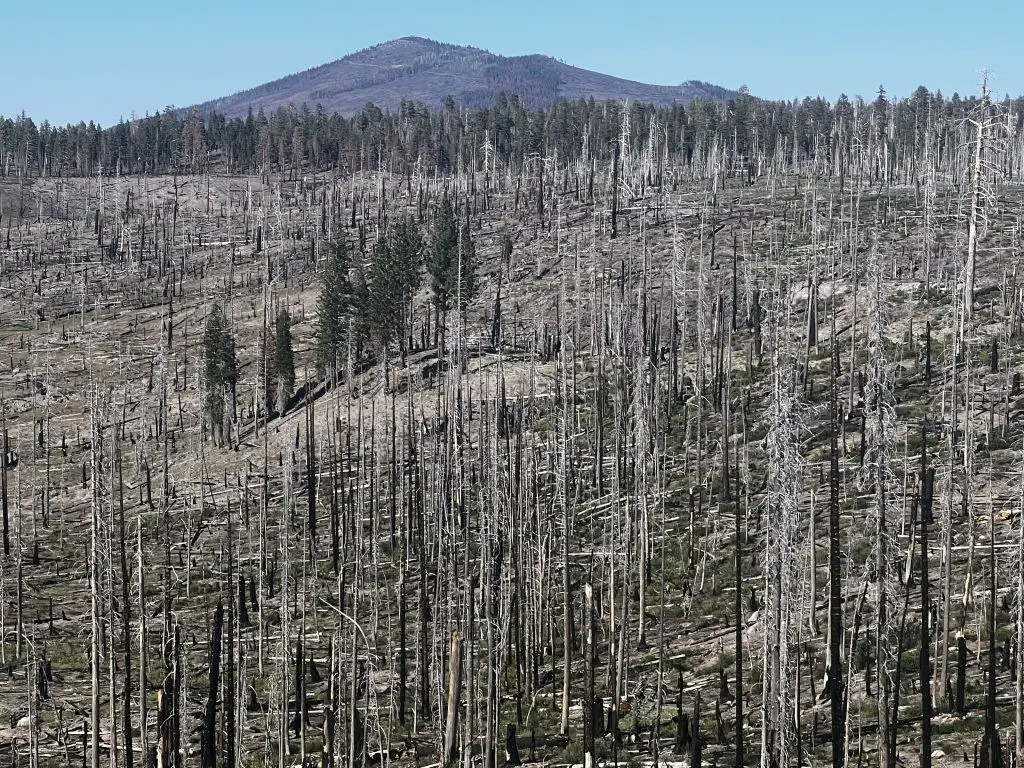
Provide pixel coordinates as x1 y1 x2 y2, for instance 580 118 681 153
443 630 464 768
138 513 149 764
1 409 8 558
560 495 572 736
90 403 102 768
201 599 224 768
828 333 845 767
983 486 1002 768
116 435 134 768
920 445 934 768
963 76 989 327
584 582 596 768
734 494 744 768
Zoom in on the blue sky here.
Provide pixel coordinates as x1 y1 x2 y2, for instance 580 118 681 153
2 0 1018 126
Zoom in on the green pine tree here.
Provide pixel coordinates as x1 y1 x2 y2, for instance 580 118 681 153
365 216 423 354
315 237 363 381
272 308 295 415
426 196 477 351
454 219 477 311
427 195 459 317
202 304 238 446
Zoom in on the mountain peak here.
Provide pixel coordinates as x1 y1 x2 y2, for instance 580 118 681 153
393 35 442 45
196 38 736 118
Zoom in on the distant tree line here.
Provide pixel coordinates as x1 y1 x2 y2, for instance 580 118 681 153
2 86 1021 179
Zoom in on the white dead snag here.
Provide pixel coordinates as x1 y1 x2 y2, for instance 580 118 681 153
89 389 103 768
1016 461 1024 767
862 242 898 767
760 273 805 768
138 511 149 764
963 73 989 326
583 582 596 768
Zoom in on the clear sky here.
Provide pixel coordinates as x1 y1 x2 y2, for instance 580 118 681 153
2 0 1018 127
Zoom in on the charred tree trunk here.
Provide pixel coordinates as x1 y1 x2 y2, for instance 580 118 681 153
734 494 744 767
201 599 224 768
443 630 463 768
920 435 934 768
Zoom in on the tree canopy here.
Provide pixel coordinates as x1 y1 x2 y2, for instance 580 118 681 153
427 196 477 317
365 216 424 353
268 308 296 415
202 304 238 446
315 237 362 380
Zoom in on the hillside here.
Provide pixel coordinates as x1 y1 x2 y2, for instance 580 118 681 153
194 36 737 117
0 95 1021 768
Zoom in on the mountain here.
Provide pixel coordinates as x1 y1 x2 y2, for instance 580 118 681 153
195 36 737 118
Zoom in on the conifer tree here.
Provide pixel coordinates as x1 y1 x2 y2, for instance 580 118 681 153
269 308 295 415
202 304 238 446
427 195 459 318
427 196 477 351
315 237 362 381
455 219 477 311
366 216 423 355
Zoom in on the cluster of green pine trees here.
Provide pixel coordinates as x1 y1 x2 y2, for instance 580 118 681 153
202 194 476 440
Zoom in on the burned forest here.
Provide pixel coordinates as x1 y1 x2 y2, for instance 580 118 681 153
1 87 1024 768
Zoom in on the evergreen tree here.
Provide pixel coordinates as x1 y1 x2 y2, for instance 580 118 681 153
427 195 459 317
315 237 363 381
426 196 477 349
392 216 426 311
366 216 423 354
202 304 238 447
269 308 295 415
455 219 477 311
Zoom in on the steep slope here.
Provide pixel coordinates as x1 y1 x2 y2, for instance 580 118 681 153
195 36 736 117
0 158 1021 767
